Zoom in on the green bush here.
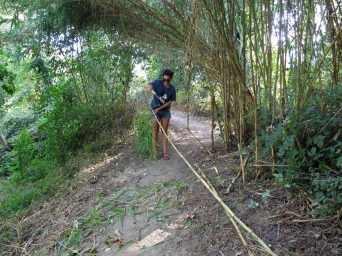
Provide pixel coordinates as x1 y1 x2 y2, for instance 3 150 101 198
36 83 133 163
256 88 342 217
1 112 36 140
0 188 38 216
12 129 36 178
0 113 37 177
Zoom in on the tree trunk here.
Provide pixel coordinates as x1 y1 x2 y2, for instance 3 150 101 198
0 131 8 147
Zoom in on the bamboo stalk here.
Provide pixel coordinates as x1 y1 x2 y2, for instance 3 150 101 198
155 121 276 255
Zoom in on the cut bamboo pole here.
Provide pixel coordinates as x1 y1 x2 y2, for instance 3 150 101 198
155 120 277 256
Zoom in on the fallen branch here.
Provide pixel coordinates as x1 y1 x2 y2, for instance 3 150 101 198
186 127 213 156
177 160 275 256
269 212 302 219
291 218 331 223
225 170 241 194
254 193 287 201
269 212 337 224
217 152 240 158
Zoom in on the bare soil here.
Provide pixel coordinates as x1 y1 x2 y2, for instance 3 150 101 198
4 110 342 256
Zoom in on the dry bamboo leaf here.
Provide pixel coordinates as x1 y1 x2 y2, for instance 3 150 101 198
314 233 320 239
299 245 306 250
112 237 120 243
269 211 302 219
118 239 124 247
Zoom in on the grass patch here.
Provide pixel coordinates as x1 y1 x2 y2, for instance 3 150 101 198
131 107 154 159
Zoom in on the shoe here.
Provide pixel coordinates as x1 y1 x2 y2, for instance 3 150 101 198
163 153 170 160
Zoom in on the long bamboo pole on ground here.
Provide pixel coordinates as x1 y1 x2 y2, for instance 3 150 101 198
163 130 277 255
145 85 275 254
146 103 277 255
196 164 254 256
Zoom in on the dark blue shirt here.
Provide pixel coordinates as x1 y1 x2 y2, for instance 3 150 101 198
150 79 176 110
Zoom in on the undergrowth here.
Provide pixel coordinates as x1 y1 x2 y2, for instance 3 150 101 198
252 87 342 217
131 107 154 159
0 97 133 220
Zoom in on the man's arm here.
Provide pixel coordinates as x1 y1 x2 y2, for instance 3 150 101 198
156 100 172 110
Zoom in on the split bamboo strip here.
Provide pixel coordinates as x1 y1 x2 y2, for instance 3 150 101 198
186 127 213 157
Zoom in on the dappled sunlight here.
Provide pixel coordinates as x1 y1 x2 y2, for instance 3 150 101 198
121 228 171 254
139 228 171 248
82 152 125 174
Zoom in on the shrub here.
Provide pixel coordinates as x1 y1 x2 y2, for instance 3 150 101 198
131 108 154 158
256 87 342 216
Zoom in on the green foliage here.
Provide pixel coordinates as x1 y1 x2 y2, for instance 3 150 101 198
1 111 36 139
0 114 58 217
261 189 270 205
34 80 131 163
0 112 37 177
131 107 153 158
0 48 16 118
257 87 342 216
248 199 259 209
0 188 38 216
11 129 36 178
31 56 51 85
0 161 58 218
0 50 16 95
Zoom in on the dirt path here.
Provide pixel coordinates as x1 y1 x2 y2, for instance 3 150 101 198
104 110 222 256
9 110 341 256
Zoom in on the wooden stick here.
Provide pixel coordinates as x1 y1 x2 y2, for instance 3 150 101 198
196 164 253 256
253 164 290 167
225 170 241 194
269 212 302 219
175 160 275 255
217 152 240 158
145 91 276 255
187 127 213 157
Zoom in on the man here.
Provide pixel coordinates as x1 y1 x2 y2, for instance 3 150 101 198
145 69 176 160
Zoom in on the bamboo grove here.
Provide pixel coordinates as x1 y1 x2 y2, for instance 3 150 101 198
2 0 342 216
